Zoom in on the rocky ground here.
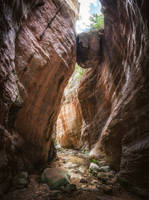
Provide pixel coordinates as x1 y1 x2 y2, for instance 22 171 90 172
2 148 144 200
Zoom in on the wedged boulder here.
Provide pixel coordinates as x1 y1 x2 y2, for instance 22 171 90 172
77 29 104 69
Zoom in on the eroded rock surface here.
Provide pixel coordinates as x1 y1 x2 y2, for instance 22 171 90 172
56 96 83 149
15 0 78 166
77 0 149 196
0 0 79 195
55 67 84 149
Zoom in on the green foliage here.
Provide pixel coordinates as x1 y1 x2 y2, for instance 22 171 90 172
90 158 99 164
74 63 85 82
66 63 85 90
90 14 104 30
82 148 87 154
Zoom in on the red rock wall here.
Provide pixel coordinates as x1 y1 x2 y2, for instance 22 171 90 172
78 64 111 149
77 0 149 196
0 0 78 194
56 96 83 149
0 1 46 194
15 0 78 165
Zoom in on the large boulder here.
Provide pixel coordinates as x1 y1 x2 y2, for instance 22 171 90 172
77 29 103 69
41 168 70 190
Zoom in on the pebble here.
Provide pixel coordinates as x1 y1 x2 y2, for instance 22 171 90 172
89 163 100 172
98 166 110 172
60 184 77 193
78 166 86 173
80 178 88 183
12 171 29 189
49 190 61 197
98 161 106 166
82 188 100 192
97 172 108 182
90 180 98 185
103 185 113 194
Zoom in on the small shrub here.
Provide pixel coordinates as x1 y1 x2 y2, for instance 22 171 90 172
75 63 85 82
82 148 87 154
90 14 104 30
90 158 99 164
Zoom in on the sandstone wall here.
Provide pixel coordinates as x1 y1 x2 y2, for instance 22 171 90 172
55 66 84 149
0 0 78 194
15 0 78 166
56 96 83 149
77 0 149 196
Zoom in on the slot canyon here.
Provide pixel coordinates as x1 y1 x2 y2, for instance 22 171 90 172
0 0 149 199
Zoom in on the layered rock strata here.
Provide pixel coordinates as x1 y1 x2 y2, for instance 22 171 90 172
0 0 78 194
77 0 149 196
15 0 78 166
55 72 83 149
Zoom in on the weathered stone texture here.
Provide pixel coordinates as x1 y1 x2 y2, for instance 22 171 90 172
56 95 83 149
77 0 149 195
0 0 78 194
15 0 78 165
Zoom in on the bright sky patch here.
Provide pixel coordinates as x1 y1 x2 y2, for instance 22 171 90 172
76 0 101 33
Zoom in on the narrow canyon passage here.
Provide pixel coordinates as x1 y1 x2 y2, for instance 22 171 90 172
2 62 143 200
0 0 149 199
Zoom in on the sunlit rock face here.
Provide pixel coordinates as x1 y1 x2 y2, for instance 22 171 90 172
56 96 83 149
77 0 149 196
0 0 78 194
55 69 83 149
15 0 78 166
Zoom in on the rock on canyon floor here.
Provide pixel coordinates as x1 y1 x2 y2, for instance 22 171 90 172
3 148 143 200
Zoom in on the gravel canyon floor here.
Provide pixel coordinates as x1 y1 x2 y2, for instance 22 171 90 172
3 148 143 200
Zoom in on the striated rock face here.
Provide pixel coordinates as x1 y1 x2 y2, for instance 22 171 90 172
0 0 78 194
15 0 78 166
77 29 109 150
56 97 83 149
77 0 149 196
56 68 83 149
0 0 45 194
